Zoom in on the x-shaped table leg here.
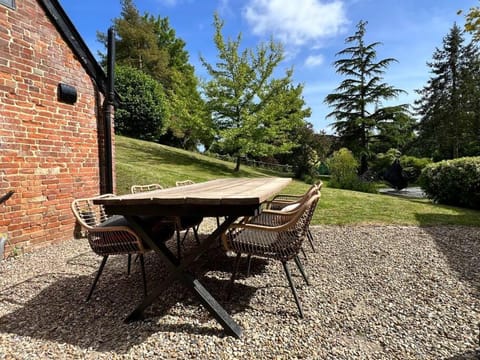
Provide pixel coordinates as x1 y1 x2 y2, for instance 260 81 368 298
124 215 242 338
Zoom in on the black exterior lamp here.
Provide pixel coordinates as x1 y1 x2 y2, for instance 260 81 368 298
57 83 77 104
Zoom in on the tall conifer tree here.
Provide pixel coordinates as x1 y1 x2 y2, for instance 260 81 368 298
325 20 407 173
415 24 480 159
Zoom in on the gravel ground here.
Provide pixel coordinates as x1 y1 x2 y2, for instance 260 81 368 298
0 223 479 359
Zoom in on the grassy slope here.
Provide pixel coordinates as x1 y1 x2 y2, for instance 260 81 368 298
115 136 480 227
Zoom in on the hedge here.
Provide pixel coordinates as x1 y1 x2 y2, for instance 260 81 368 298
419 156 480 209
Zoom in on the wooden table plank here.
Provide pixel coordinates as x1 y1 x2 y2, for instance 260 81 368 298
95 177 291 207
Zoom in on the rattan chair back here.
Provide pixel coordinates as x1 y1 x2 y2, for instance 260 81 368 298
131 183 163 194
175 180 195 187
223 193 320 262
266 183 320 210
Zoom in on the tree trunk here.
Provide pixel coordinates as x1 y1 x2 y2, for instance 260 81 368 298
234 156 241 172
360 154 368 175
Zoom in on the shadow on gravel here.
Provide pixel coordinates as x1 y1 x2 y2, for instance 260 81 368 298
415 214 480 298
0 246 257 353
444 350 480 359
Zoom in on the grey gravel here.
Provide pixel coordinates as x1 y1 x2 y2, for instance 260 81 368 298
0 223 479 359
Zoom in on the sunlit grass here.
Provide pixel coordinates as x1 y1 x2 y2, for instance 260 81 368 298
116 135 480 227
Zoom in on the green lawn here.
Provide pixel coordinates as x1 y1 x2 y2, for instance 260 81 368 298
115 135 480 227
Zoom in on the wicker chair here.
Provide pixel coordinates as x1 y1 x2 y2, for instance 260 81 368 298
71 194 150 301
241 183 320 273
175 179 195 187
222 193 320 318
131 183 163 193
263 182 322 252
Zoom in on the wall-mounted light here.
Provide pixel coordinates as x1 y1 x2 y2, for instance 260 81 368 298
57 83 77 104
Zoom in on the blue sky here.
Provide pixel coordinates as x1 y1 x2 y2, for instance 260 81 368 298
59 0 477 133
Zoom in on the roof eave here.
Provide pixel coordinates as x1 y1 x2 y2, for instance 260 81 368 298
37 0 108 95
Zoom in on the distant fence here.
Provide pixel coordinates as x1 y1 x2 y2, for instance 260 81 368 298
208 153 293 173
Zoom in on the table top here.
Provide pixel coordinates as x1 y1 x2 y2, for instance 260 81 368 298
94 177 291 217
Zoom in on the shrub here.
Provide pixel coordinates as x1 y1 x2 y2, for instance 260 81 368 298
327 148 377 193
370 150 432 185
369 149 401 180
318 162 330 175
115 65 169 142
419 156 480 209
400 155 432 184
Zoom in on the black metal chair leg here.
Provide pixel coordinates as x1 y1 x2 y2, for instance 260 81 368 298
176 227 182 259
87 255 108 301
139 254 147 296
228 252 242 300
301 247 308 261
246 254 252 277
294 255 310 285
193 226 201 245
282 261 304 318
307 230 316 252
127 254 132 275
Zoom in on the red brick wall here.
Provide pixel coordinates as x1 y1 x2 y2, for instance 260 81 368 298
0 0 112 255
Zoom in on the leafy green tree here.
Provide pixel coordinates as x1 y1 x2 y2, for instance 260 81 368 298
324 20 408 174
371 112 417 154
327 148 358 188
275 123 332 179
98 0 209 149
114 65 169 141
415 24 480 159
163 70 214 150
200 13 310 171
457 41 480 156
462 2 480 41
151 14 213 150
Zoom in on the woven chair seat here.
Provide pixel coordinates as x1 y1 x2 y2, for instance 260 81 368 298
88 227 144 256
226 227 304 262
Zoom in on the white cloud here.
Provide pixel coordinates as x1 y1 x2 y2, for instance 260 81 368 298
218 0 232 16
157 0 195 7
304 54 324 67
158 0 178 6
243 0 348 47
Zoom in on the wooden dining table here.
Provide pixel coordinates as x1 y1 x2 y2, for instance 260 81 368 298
94 177 291 338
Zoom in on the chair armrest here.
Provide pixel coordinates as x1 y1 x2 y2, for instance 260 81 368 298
89 224 137 234
271 194 303 202
265 195 302 208
230 193 319 232
228 206 306 232
228 221 294 232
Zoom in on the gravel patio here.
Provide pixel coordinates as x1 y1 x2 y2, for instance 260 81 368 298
0 224 479 359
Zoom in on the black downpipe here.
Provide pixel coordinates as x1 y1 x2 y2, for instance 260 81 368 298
104 27 115 194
